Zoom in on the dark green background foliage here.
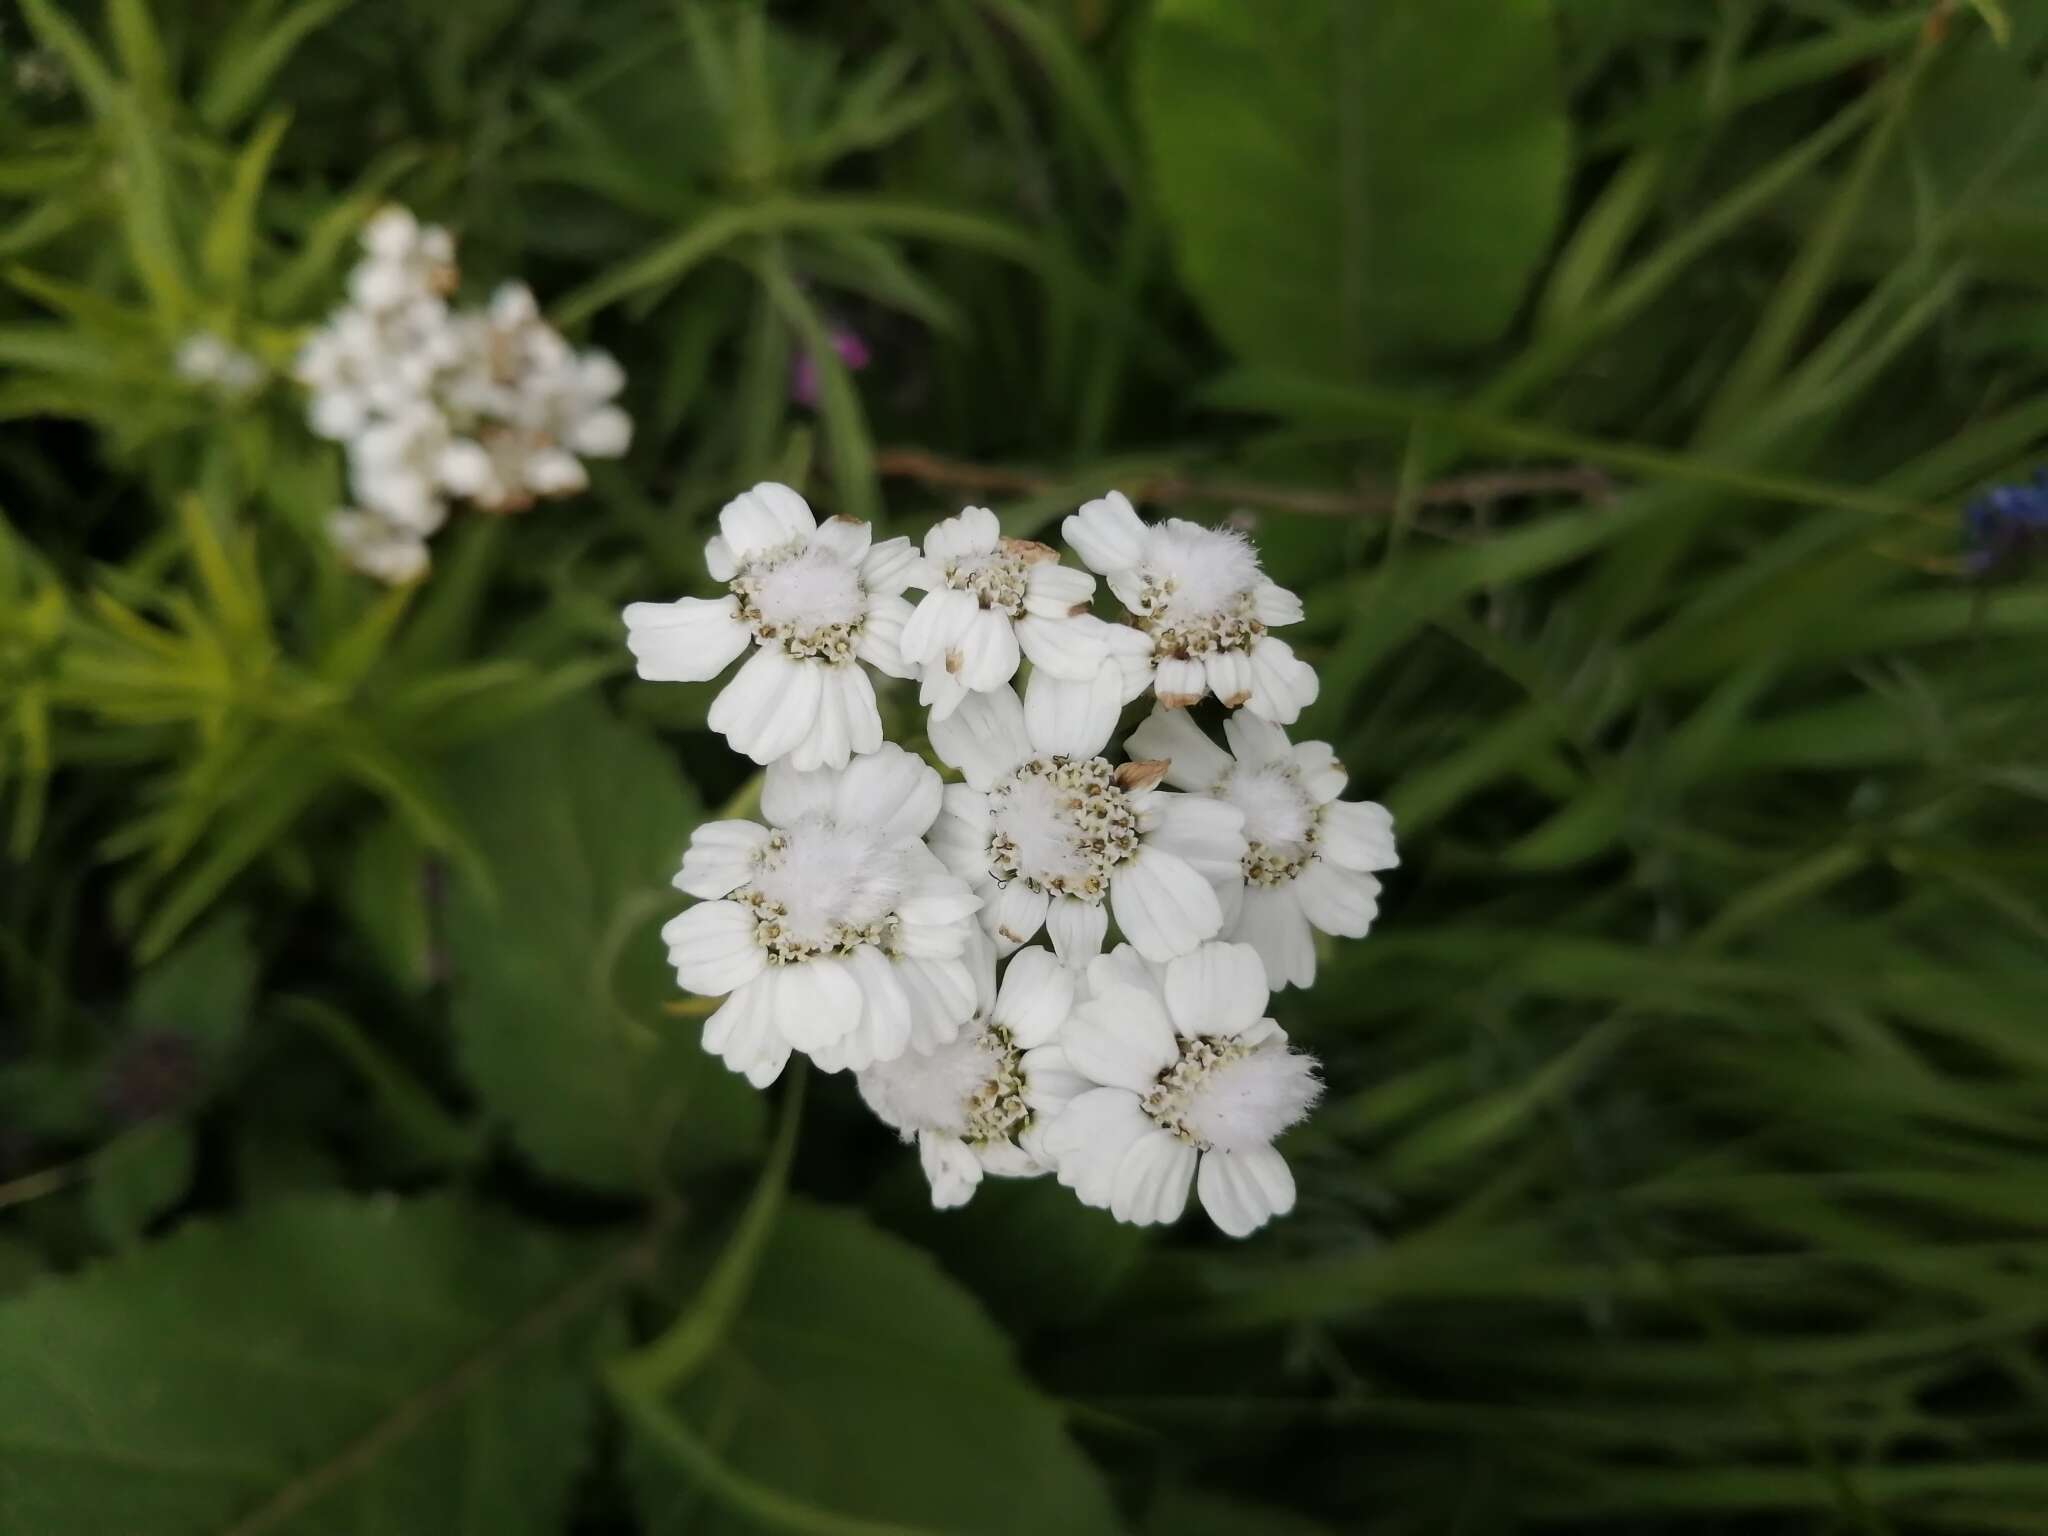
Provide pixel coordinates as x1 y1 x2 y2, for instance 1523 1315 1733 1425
2 0 2046 1530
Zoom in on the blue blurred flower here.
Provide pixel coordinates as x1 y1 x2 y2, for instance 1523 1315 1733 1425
1962 470 2048 576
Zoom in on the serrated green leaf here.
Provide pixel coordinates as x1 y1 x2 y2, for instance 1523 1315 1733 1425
0 1195 623 1534
629 1200 1125 1536
1135 0 1568 372
444 697 763 1191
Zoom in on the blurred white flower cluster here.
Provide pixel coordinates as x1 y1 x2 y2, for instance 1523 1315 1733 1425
295 207 631 584
626 483 1398 1236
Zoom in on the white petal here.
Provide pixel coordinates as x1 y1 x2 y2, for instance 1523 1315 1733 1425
896 871 985 932
701 982 791 1087
1045 896 1108 966
797 659 852 774
662 901 766 997
1290 739 1349 804
1110 1128 1197 1226
809 514 873 566
1320 799 1398 872
1022 562 1096 618
861 535 924 596
760 754 835 827
897 955 978 1049
1144 794 1247 884
1109 845 1223 963
1065 985 1179 1093
1252 580 1305 628
1222 711 1292 769
918 1130 983 1209
976 1139 1044 1179
706 648 815 765
623 597 751 683
705 535 739 582
832 742 943 843
1062 490 1147 576
992 945 1075 1048
1231 883 1317 991
1084 944 1156 1004
928 685 1032 790
856 594 916 678
1197 1145 1296 1237
900 588 978 669
1020 1044 1094 1120
1123 707 1232 791
834 945 914 1070
1203 649 1255 711
768 956 864 1052
675 819 771 899
1294 860 1381 939
986 880 1050 949
719 481 814 562
1153 655 1207 710
841 663 883 757
1043 1087 1152 1209
1021 665 1121 761
1243 635 1319 724
1163 942 1269 1039
955 606 1021 692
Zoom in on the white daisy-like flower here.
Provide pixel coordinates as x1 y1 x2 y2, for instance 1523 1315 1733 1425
1126 707 1396 990
856 944 1078 1208
662 744 985 1087
328 508 430 585
350 206 457 313
1028 941 1320 1236
1062 491 1319 723
347 402 452 532
898 506 1106 719
623 483 921 770
925 684 1246 966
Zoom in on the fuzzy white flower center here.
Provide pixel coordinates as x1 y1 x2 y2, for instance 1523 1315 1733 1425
731 544 868 662
986 757 1139 904
738 819 905 960
943 540 1041 618
1129 525 1266 659
1218 763 1322 886
1143 1037 1321 1154
862 1024 1019 1141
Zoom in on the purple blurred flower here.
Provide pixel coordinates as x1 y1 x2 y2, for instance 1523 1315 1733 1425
1962 469 2048 578
790 325 872 410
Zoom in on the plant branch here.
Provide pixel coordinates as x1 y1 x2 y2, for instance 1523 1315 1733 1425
872 447 1617 519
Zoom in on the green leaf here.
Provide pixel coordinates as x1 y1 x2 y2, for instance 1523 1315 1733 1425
629 1200 1124 1536
0 1195 624 1533
126 910 259 1072
1135 0 1568 372
85 1123 196 1250
443 698 763 1192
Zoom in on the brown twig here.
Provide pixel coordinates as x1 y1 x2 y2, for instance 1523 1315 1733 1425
872 448 1617 520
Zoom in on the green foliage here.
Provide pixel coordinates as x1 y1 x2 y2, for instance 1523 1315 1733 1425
0 1195 622 1532
2 1 2047 1533
443 697 764 1191
1137 0 1569 373
630 1200 1123 1536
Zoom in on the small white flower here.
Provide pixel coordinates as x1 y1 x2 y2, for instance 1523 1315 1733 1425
347 403 452 533
857 944 1077 1208
1062 491 1318 722
328 509 430 585
925 684 1246 966
350 206 457 312
623 482 921 771
1126 707 1396 990
174 333 266 399
899 506 1106 719
1029 941 1319 1236
664 744 985 1086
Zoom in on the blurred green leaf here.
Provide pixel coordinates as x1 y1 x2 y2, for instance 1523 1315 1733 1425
0 1196 623 1533
1136 0 1568 372
628 1200 1124 1536
443 697 763 1192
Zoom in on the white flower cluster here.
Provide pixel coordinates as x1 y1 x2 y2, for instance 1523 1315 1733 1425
174 332 267 400
295 207 632 584
626 484 1397 1235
